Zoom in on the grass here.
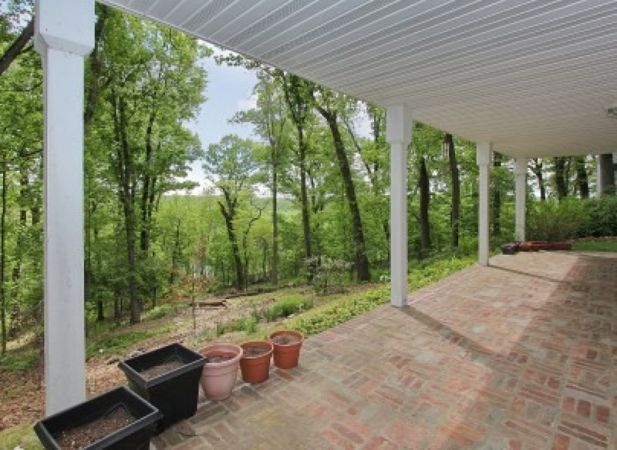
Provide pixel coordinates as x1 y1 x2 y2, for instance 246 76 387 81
572 237 617 252
0 348 38 371
0 422 42 449
85 325 171 358
262 295 313 322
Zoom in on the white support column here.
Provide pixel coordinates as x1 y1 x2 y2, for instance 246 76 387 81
386 105 412 307
35 0 94 415
514 158 528 242
477 143 492 266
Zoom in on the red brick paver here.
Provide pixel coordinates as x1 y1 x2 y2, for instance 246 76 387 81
153 252 617 449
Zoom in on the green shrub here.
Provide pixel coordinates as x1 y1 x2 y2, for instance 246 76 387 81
143 304 174 321
216 315 259 336
579 196 617 237
528 199 584 241
0 348 38 371
308 257 352 295
289 255 474 337
264 295 313 321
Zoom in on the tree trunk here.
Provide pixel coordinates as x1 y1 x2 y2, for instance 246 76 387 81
318 108 370 281
0 165 7 354
530 158 546 201
271 160 278 286
219 201 244 290
574 157 589 199
554 157 569 200
444 134 460 248
298 130 313 278
492 152 502 236
0 18 33 77
418 156 431 258
598 153 615 195
111 92 140 324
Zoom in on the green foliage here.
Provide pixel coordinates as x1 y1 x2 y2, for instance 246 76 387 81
290 255 475 336
143 304 175 321
0 348 37 371
573 238 617 252
0 422 42 450
309 257 352 295
86 327 167 358
216 315 258 336
528 197 617 242
263 295 313 321
528 199 584 241
578 196 617 237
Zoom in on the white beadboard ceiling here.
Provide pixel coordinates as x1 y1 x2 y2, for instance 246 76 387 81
99 0 617 158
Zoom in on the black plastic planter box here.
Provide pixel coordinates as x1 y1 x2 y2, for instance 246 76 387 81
118 343 206 432
34 386 161 450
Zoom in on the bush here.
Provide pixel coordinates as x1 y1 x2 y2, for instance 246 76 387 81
143 304 174 321
263 295 313 322
216 316 258 336
527 199 584 241
308 257 352 295
579 196 617 237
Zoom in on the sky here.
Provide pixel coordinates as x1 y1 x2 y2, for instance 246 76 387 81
184 47 258 194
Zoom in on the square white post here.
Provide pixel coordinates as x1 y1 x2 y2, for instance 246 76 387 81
386 105 412 307
477 142 492 266
514 158 528 241
35 0 94 415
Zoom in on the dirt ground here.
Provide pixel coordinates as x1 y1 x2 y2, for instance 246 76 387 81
0 286 316 431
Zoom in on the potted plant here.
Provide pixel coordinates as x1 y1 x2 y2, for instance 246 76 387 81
269 330 304 369
34 386 161 450
199 342 243 401
118 342 205 432
239 341 273 384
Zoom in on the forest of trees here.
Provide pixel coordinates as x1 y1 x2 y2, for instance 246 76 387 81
0 4 610 354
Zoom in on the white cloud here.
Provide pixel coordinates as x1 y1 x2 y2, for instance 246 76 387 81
236 92 258 111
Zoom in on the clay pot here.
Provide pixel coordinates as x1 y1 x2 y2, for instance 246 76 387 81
199 343 243 401
239 341 273 384
269 330 304 369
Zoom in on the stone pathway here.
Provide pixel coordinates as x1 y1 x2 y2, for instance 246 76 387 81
153 251 617 449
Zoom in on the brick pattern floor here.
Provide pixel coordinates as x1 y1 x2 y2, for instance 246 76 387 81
153 252 617 450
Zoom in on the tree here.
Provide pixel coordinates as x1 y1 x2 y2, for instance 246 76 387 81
94 12 206 323
443 133 460 248
574 156 589 198
233 72 288 285
311 87 370 281
203 135 258 290
553 157 569 200
280 73 315 277
530 158 546 201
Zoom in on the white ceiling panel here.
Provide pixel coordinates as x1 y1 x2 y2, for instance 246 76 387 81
99 0 617 157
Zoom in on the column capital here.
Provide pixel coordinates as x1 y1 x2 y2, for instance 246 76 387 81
386 105 413 146
476 142 493 166
514 158 528 176
35 0 95 56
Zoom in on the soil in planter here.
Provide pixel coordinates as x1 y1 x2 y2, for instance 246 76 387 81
243 346 269 357
271 334 301 345
206 352 236 363
55 406 135 449
139 357 185 380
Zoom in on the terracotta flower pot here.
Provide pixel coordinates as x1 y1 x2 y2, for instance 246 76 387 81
199 343 243 401
239 341 273 384
269 330 304 369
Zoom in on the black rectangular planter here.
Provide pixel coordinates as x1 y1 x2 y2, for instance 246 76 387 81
34 386 161 450
118 343 206 432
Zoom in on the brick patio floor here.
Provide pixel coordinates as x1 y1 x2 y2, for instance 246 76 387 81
153 251 617 450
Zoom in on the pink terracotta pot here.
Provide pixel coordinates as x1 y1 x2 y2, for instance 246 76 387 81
199 343 243 401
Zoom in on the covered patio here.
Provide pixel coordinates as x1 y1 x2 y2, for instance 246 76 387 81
152 251 616 449
33 2 617 447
